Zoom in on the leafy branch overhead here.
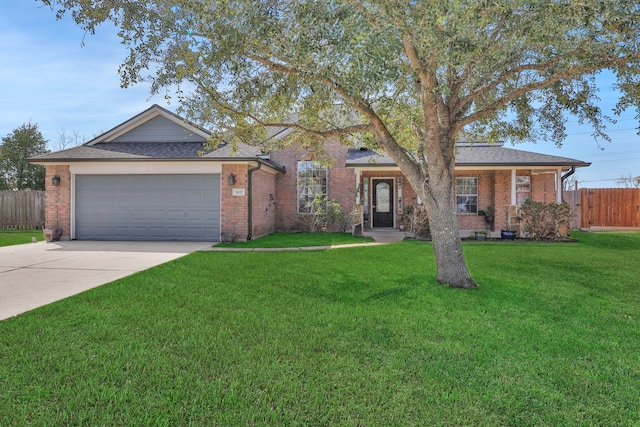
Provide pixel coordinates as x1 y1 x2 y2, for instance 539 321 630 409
46 1 640 147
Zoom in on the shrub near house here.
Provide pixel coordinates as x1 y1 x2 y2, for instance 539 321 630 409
519 199 572 240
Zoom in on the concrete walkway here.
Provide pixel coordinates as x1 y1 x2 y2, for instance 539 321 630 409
206 229 407 252
0 241 212 321
363 228 408 243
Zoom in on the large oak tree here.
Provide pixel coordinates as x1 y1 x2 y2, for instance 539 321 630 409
44 0 640 288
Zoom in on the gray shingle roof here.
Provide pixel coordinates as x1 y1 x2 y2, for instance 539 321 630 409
30 141 285 171
28 104 587 173
347 144 590 168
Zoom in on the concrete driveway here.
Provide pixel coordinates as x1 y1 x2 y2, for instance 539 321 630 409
0 240 213 321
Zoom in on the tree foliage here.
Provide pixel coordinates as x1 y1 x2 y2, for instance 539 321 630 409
0 123 49 190
42 0 640 287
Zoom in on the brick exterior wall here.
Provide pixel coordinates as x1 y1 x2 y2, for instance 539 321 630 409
270 139 356 232
220 164 277 242
42 147 562 241
44 165 71 240
221 164 249 241
494 170 511 231
250 168 277 239
532 172 557 203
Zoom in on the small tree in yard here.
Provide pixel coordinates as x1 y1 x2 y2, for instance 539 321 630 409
44 1 640 288
0 123 49 190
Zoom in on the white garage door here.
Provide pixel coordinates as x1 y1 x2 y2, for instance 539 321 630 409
75 174 220 241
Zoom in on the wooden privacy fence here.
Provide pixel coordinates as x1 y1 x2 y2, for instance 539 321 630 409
0 190 45 230
579 188 640 230
563 190 582 230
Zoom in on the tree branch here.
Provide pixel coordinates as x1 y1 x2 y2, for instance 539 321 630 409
192 77 375 139
456 53 640 130
453 54 566 117
244 51 420 173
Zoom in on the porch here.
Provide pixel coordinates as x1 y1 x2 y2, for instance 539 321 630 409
363 227 408 243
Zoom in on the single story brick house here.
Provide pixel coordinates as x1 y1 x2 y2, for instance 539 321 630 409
31 105 590 242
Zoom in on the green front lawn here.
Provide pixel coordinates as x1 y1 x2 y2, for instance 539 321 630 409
1 231 640 425
0 229 44 247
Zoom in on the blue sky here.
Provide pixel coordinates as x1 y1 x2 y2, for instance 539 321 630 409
2 1 639 187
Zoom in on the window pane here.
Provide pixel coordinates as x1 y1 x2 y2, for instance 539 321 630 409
456 196 477 214
515 176 530 205
456 177 477 195
375 182 390 212
297 161 327 213
456 177 478 213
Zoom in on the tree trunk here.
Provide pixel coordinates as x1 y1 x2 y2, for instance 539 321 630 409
370 108 477 288
423 180 477 289
392 126 477 288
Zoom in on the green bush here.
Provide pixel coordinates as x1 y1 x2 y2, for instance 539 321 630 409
299 194 348 232
519 199 572 240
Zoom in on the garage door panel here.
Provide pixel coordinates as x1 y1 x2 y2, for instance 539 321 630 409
76 174 220 241
185 210 204 220
148 227 168 238
130 210 148 220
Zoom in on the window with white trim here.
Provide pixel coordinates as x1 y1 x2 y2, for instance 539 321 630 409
297 161 327 213
456 177 478 214
516 176 531 205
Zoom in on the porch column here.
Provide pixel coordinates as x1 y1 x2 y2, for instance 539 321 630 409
556 168 563 203
354 169 361 205
510 169 517 205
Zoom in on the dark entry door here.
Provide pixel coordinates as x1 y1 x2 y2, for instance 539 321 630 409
372 179 394 227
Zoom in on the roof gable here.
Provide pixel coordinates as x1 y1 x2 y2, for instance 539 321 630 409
28 105 285 172
86 104 210 145
109 115 207 143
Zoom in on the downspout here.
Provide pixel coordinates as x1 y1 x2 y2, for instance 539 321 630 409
560 167 576 202
246 161 262 241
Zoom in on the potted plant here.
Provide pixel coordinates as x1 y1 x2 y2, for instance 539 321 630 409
478 205 495 230
500 206 520 240
474 230 488 241
500 226 516 240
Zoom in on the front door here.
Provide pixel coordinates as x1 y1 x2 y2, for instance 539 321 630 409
372 179 394 227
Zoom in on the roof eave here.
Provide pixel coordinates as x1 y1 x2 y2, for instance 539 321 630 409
347 162 591 168
458 162 591 168
28 156 286 173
